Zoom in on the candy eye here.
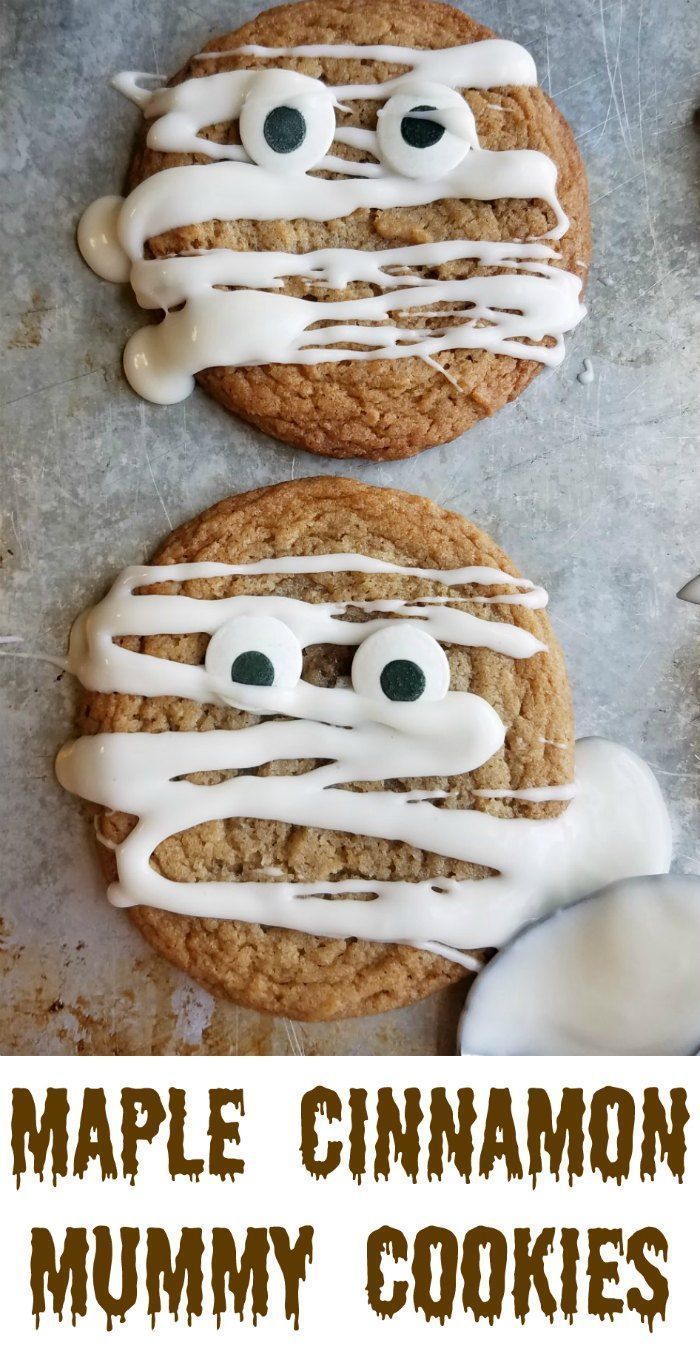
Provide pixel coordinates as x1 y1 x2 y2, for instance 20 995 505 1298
401 105 446 150
351 624 450 704
376 82 475 179
205 616 303 693
239 69 336 173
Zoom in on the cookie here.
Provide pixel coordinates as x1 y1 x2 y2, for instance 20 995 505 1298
57 477 575 1021
80 0 590 459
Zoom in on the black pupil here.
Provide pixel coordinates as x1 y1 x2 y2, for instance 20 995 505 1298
263 105 307 154
231 651 275 686
380 659 426 702
400 104 445 150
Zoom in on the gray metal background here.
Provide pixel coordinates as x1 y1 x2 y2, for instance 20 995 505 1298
1 0 698 1055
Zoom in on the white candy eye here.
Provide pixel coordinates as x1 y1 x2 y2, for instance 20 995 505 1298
351 624 450 704
205 616 303 693
239 69 336 173
376 82 475 179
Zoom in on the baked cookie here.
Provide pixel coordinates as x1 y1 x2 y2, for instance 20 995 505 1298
79 0 590 459
57 477 575 1021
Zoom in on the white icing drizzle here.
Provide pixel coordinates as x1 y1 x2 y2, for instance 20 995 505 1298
75 553 545 586
64 555 549 701
678 574 700 604
122 254 584 403
190 41 539 91
131 240 568 306
78 37 586 404
56 732 671 955
55 557 671 961
117 155 567 250
121 238 583 403
111 70 161 109
459 875 700 1055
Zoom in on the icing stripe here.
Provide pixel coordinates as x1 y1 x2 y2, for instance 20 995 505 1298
123 268 583 401
190 40 539 90
131 240 568 307
92 555 547 588
117 155 568 256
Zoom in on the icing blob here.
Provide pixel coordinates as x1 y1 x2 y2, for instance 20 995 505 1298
459 875 700 1055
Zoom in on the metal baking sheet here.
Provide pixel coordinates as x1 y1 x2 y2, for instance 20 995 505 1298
1 0 698 1055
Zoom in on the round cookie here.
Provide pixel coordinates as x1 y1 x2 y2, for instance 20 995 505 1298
75 477 574 1022
127 0 590 460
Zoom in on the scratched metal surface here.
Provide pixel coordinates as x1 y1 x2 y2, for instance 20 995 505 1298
1 0 698 1055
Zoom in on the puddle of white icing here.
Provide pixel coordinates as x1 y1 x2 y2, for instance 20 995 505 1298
678 574 700 604
76 36 587 404
577 356 594 384
77 195 131 284
53 550 671 957
459 875 700 1055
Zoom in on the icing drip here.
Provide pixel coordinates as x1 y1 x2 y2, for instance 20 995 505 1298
459 875 700 1055
55 557 670 960
111 70 161 109
77 37 585 404
77 195 130 284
